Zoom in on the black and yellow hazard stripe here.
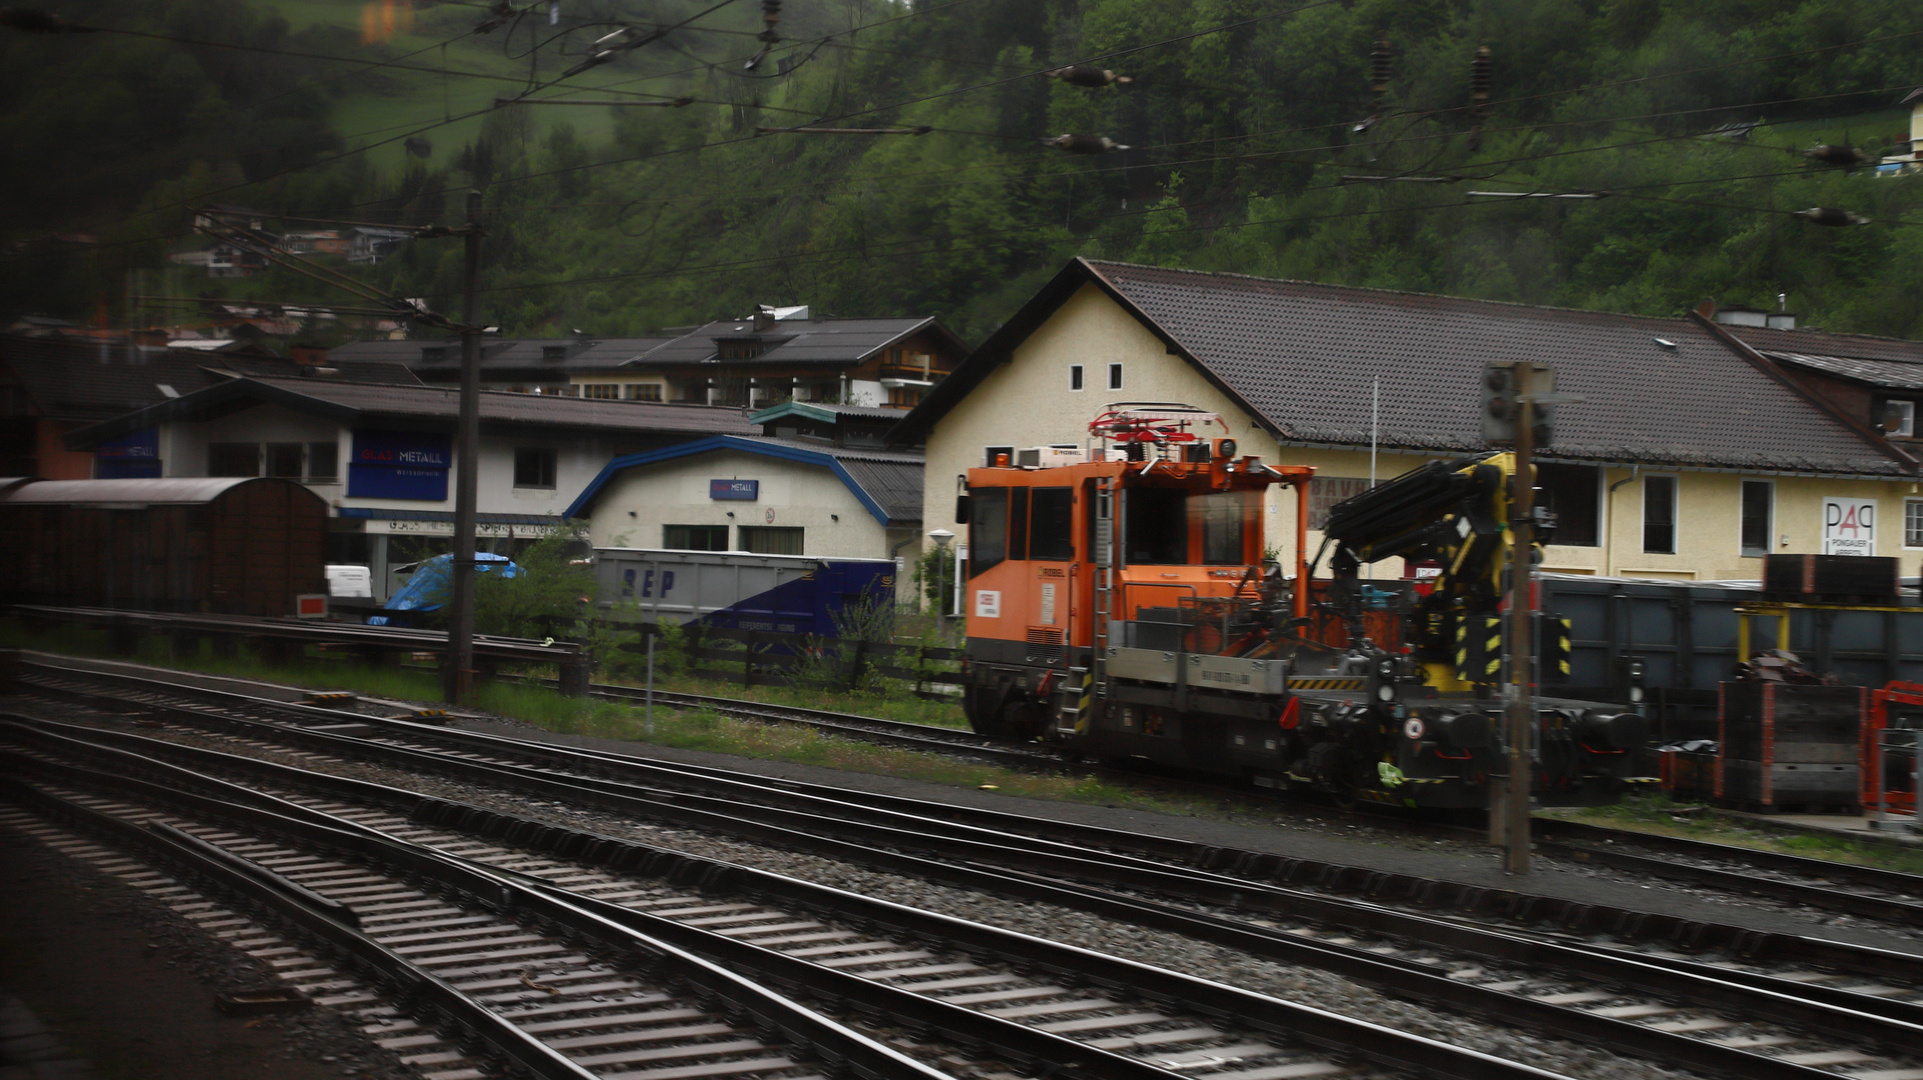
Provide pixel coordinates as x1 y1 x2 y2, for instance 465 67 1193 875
1287 677 1366 691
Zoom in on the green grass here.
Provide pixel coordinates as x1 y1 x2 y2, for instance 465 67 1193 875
2 617 1271 822
1549 795 1923 876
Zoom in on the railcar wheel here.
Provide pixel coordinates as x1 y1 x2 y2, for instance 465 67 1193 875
963 687 1010 738
1000 699 1048 742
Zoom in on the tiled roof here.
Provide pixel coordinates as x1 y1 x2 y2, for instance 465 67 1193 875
635 317 938 368
65 376 759 448
894 259 1912 477
1764 351 1923 391
0 335 231 421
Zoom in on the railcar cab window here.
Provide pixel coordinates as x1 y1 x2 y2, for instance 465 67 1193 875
1029 487 1074 561
1125 490 1251 565
969 487 1008 577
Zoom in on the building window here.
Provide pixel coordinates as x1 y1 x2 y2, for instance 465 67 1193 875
1536 463 1600 547
307 441 338 481
983 445 1014 467
737 525 803 555
664 524 729 550
208 442 259 477
513 447 557 489
1740 480 1773 557
266 442 304 478
887 386 920 407
626 384 662 402
1108 362 1123 391
1069 365 1083 391
542 345 567 361
1643 475 1677 554
1883 399 1916 437
582 384 620 400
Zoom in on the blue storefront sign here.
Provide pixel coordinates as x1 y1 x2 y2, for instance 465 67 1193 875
710 479 759 501
94 427 161 478
348 430 452 500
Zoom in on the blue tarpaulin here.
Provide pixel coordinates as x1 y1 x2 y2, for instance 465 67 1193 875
368 552 517 625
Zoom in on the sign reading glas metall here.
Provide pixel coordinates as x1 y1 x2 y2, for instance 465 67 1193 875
710 479 759 501
348 430 452 501
1822 496 1877 556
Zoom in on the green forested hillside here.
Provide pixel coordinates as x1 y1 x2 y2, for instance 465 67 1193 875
8 0 1923 343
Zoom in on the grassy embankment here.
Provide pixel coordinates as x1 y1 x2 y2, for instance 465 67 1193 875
0 618 1218 818
1549 795 1923 876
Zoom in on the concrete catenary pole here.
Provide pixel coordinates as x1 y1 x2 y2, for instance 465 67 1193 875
444 190 484 703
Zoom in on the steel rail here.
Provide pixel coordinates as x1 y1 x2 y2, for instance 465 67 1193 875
19 660 1923 986
8 715 1921 1080
0 718 1572 1080
0 742 960 1080
1532 817 1923 907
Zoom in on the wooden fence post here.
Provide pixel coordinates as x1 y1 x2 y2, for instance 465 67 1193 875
846 638 869 691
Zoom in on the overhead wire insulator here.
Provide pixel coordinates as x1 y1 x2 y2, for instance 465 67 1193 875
1467 44 1492 151
1046 65 1132 87
1046 134 1130 154
1804 143 1870 168
757 0 781 43
1799 207 1871 227
1369 36 1392 100
474 0 514 33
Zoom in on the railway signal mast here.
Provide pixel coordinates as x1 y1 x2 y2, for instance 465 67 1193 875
1482 361 1581 872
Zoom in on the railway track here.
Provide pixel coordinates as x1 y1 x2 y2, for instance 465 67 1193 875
580 676 1923 933
10 656 1923 1079
1 716 1570 1080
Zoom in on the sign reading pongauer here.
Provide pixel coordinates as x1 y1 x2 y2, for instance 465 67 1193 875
1822 496 1877 556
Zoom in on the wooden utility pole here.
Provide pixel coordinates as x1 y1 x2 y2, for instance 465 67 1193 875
444 191 484 703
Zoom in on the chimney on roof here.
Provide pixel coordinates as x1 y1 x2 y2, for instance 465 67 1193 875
751 305 775 332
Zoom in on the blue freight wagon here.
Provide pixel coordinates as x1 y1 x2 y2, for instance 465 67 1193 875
589 548 896 636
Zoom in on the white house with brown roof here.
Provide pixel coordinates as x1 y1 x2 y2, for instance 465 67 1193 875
893 259 1923 582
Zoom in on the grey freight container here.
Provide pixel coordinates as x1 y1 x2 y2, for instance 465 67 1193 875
590 548 895 635
1715 682 1865 811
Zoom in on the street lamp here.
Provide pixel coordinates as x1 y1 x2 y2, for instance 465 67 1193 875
927 529 955 637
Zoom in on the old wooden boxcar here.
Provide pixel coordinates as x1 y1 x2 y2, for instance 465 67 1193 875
0 477 327 616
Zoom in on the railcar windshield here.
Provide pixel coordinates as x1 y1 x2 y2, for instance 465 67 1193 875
1124 489 1254 565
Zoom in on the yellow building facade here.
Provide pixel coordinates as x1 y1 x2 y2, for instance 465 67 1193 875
907 267 1922 581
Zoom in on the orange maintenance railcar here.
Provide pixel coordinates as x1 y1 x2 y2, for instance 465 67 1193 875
956 404 1652 809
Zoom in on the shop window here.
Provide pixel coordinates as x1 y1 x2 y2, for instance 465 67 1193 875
664 524 728 551
307 441 338 481
514 447 557 489
266 442 305 478
208 442 259 477
737 525 803 555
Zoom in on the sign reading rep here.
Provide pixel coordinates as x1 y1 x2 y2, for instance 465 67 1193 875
1822 496 1877 556
710 479 759 501
349 430 452 501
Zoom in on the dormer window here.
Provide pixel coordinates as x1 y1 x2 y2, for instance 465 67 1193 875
543 345 567 361
717 338 763 360
1883 399 1916 437
421 346 447 362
